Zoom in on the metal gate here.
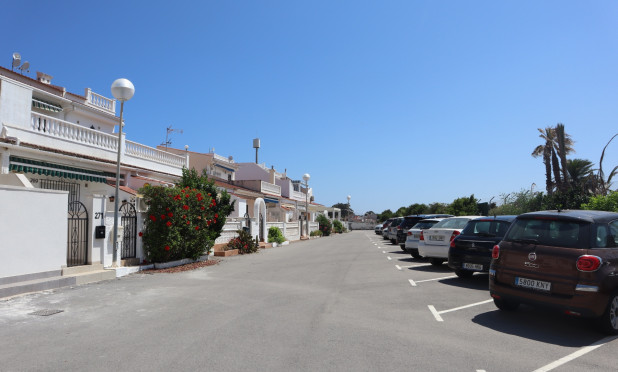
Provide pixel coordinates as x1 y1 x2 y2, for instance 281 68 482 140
259 213 265 242
67 201 88 267
120 202 137 259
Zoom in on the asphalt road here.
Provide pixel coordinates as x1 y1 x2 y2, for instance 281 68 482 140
1 231 617 371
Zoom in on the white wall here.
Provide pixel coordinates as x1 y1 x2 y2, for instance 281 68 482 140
0 78 32 129
0 185 68 279
236 163 269 182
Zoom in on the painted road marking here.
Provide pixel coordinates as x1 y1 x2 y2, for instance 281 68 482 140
396 264 429 270
428 299 494 322
532 335 618 372
409 275 457 286
387 256 392 260
382 251 386 254
409 279 417 287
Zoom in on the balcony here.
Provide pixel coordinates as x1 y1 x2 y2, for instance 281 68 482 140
289 189 306 202
1 112 187 176
85 88 116 114
261 181 281 196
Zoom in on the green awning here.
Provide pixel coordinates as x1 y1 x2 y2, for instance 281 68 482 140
32 98 63 113
8 156 114 183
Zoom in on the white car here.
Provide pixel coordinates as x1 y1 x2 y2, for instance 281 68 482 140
404 218 446 258
374 224 383 235
417 216 482 266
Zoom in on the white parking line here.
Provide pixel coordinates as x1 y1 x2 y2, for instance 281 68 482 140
532 335 618 372
428 299 493 322
414 275 458 284
382 251 386 254
396 264 429 270
387 256 392 261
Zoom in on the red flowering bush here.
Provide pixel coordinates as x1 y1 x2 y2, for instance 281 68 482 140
316 214 332 236
225 229 258 254
140 168 235 263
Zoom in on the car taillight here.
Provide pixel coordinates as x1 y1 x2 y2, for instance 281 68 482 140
450 239 456 248
407 231 412 236
492 245 500 259
450 230 460 241
577 255 602 272
397 226 402 230
420 231 424 241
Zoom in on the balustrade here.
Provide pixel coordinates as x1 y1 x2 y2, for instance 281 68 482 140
31 112 118 150
85 88 116 113
125 140 186 168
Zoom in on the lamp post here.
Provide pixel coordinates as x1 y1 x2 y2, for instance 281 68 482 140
111 78 135 266
303 173 310 237
346 195 351 229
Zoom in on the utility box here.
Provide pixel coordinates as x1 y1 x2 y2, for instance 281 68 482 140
95 226 106 239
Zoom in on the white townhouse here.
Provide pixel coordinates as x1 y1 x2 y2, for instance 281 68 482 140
0 66 187 287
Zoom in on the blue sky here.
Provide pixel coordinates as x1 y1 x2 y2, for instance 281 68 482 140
2 1 617 215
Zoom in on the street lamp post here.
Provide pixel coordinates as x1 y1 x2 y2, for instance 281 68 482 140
346 195 351 229
303 173 310 237
110 78 135 266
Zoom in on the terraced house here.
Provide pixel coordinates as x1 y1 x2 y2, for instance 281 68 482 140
0 65 188 293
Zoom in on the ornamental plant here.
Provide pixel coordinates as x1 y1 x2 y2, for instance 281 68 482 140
316 214 332 236
140 168 235 263
226 229 259 254
268 226 286 244
333 219 345 234
310 230 323 237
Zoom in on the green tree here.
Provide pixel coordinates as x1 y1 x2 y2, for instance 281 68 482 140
532 127 557 194
378 209 394 221
407 203 428 215
395 206 408 217
426 202 448 214
490 190 543 215
596 133 618 196
582 191 618 212
331 202 354 219
566 158 595 193
316 214 333 236
447 195 480 216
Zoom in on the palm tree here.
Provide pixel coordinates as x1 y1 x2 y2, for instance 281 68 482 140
597 133 618 195
554 123 575 191
532 127 556 194
566 158 594 193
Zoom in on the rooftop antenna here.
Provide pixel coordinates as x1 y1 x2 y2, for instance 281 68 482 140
160 125 183 149
18 61 30 75
253 138 260 164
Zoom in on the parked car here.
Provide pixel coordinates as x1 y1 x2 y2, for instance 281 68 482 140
397 214 453 249
382 218 395 240
489 210 618 334
418 216 481 266
404 218 448 258
447 215 516 277
386 217 404 244
375 224 384 235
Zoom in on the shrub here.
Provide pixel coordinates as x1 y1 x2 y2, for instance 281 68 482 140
139 168 235 263
333 219 345 233
310 230 323 237
582 191 618 212
268 226 286 244
226 230 259 254
316 214 332 236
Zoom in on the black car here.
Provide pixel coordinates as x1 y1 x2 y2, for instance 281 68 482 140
447 215 516 278
397 214 453 249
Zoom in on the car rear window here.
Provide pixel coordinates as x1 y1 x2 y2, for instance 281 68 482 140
462 220 511 237
433 218 470 229
412 220 439 230
504 218 588 248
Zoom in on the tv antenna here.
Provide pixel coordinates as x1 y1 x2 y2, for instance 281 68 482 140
160 125 183 149
11 52 29 74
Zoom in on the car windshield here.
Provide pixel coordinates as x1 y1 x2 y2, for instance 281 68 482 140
462 220 511 237
504 218 587 248
432 218 470 229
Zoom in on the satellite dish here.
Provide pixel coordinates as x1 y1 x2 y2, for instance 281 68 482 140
12 52 21 69
19 61 30 73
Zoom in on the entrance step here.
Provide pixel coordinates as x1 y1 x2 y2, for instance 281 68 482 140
0 276 75 299
62 263 104 276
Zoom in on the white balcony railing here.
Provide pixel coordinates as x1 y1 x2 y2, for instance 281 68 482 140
31 112 119 150
85 88 116 114
213 153 234 164
290 189 305 201
125 140 186 168
261 181 281 196
27 112 185 174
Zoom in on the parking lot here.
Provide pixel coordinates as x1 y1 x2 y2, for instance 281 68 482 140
365 232 618 372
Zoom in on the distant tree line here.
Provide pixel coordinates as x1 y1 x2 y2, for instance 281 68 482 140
376 126 618 222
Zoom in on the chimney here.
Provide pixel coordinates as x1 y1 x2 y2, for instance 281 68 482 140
269 168 276 184
36 72 53 84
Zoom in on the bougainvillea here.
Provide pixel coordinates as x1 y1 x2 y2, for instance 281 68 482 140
316 214 332 236
140 168 235 263
225 229 259 254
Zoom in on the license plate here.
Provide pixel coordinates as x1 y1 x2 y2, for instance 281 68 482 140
413 234 420 239
429 235 444 241
515 277 551 292
463 263 483 271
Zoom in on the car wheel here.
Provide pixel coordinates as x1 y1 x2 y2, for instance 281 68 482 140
598 292 618 335
390 239 396 244
455 269 473 278
399 244 406 251
411 252 421 259
493 297 519 311
429 258 444 266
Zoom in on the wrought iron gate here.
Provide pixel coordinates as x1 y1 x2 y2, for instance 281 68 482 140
259 213 265 242
67 201 88 267
120 202 137 259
